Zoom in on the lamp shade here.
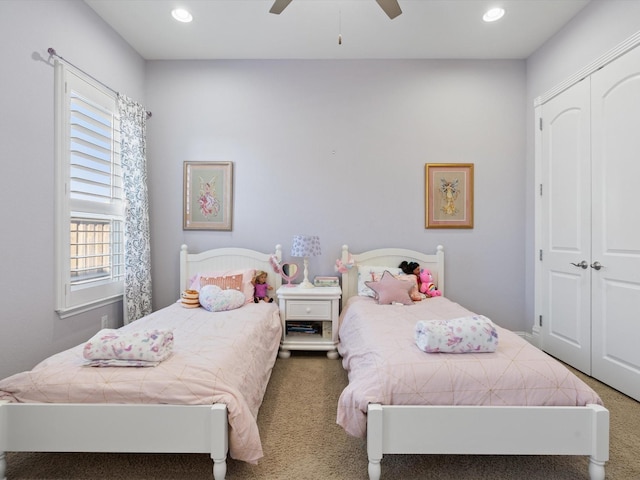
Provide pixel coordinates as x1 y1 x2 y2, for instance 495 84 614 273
290 235 321 258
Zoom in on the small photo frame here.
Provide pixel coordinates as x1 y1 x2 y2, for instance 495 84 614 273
183 161 233 231
425 163 474 229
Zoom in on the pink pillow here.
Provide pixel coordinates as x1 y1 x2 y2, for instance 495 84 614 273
365 270 414 305
190 269 256 304
357 266 402 297
200 274 243 292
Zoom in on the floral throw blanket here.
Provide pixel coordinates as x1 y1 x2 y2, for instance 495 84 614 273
82 328 175 367
415 315 498 353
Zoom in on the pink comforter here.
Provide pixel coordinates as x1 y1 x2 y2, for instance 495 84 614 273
0 301 281 464
337 296 603 438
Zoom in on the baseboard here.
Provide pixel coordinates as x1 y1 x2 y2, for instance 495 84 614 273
515 329 539 348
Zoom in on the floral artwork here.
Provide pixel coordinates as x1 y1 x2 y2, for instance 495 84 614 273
439 178 460 216
198 176 220 218
425 163 474 229
184 162 233 230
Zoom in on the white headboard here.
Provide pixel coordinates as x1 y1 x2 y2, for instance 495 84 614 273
179 244 283 296
340 245 445 305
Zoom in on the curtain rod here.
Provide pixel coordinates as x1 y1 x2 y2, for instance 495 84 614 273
47 47 152 118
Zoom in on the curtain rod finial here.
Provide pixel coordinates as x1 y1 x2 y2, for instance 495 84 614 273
47 48 56 56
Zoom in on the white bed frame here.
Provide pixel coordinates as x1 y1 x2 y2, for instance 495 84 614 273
339 244 609 480
0 244 283 480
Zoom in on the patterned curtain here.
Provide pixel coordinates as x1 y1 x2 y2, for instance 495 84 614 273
118 94 152 324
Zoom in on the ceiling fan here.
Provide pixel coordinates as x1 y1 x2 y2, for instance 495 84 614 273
269 0 402 19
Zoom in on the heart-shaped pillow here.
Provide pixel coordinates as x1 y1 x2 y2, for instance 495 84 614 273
199 284 246 312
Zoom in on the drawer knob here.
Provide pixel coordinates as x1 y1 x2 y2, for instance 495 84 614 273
305 307 311 313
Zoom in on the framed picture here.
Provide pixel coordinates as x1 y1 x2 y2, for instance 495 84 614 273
425 163 474 229
183 161 233 230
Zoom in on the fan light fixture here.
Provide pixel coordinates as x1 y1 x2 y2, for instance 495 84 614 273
290 235 321 288
483 7 505 22
171 8 193 23
270 0 401 19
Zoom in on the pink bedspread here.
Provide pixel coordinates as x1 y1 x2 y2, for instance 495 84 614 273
337 296 603 438
0 301 281 464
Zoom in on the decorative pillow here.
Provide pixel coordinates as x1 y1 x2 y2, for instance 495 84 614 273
365 270 414 305
397 274 422 301
190 269 256 304
200 274 243 292
180 289 200 308
199 285 246 312
415 316 499 353
357 266 402 297
396 274 418 287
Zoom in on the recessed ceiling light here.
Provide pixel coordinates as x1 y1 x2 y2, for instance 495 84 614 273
171 8 193 23
483 7 505 22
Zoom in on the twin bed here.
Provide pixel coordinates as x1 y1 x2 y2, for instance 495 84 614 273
336 244 609 480
0 243 609 480
0 244 284 480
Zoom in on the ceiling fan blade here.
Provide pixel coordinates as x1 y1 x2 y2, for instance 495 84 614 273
269 0 294 14
375 0 402 19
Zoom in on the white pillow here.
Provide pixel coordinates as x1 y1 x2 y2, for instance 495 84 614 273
357 266 402 297
199 285 246 312
190 269 256 304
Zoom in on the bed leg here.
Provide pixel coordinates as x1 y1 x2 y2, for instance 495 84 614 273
588 458 605 480
368 459 381 480
212 458 227 480
210 403 228 480
367 403 383 480
588 403 608 480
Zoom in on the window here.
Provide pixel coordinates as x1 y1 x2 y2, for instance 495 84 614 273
54 62 124 316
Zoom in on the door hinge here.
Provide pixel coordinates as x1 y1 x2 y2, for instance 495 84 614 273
539 118 543 131
539 249 543 261
539 184 543 196
539 315 542 327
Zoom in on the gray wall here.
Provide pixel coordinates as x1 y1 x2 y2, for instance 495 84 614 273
145 59 527 329
2 0 639 381
0 0 145 379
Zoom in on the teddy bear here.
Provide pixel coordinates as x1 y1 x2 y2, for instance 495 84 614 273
419 269 442 297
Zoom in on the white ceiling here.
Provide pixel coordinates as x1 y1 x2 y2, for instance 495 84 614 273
84 0 591 60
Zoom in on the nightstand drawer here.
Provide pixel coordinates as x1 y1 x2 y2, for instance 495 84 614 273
286 300 332 320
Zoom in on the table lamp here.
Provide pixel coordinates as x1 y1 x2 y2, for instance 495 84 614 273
290 235 321 288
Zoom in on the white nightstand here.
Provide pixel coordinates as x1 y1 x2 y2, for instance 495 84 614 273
276 285 341 359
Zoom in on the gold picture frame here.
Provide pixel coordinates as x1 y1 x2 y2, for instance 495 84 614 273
183 161 233 231
425 163 474 229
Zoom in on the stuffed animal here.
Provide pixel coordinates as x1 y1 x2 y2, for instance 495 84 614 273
419 269 442 297
335 254 355 273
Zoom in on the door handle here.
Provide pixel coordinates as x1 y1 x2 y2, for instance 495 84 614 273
590 261 603 270
570 261 588 269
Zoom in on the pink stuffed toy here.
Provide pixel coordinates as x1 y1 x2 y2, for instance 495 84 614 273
419 269 441 297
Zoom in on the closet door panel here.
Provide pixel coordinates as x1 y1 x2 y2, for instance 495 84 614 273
540 79 591 374
591 44 640 401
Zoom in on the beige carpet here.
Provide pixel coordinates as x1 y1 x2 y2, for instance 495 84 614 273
5 352 640 479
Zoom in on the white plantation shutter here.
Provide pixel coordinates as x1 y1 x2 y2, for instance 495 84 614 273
69 91 122 206
55 62 124 315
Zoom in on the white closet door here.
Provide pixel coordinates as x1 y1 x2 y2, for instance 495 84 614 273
540 79 592 374
590 44 640 401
